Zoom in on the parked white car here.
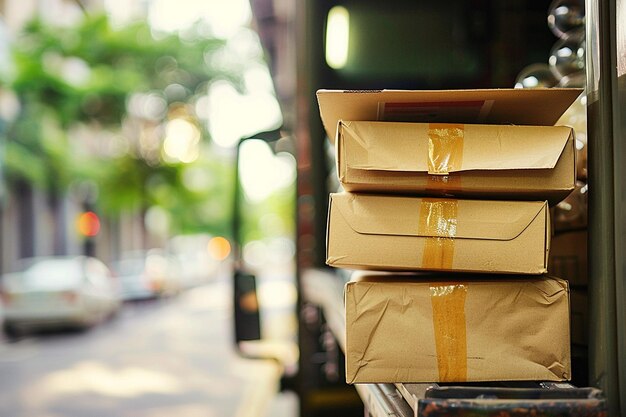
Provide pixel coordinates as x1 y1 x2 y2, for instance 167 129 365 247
0 256 121 336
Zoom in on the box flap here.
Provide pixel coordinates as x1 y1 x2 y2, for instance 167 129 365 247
331 193 547 241
340 121 573 173
318 88 582 143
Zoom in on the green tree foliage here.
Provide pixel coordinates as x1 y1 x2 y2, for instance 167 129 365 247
10 14 229 126
1 13 242 235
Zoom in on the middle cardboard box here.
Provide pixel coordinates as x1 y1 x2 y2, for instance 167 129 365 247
326 192 549 274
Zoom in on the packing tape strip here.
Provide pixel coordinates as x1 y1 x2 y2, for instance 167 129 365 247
425 173 462 194
428 123 464 175
419 199 458 270
430 283 468 382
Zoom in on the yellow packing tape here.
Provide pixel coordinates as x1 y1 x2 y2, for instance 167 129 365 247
425 172 462 194
430 283 468 382
428 123 465 175
419 199 458 270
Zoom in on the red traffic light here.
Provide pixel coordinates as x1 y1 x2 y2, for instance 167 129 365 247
77 211 100 237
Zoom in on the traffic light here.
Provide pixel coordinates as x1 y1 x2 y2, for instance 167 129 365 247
77 211 100 256
77 211 100 237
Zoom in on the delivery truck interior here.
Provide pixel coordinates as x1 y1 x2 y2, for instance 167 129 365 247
235 0 625 416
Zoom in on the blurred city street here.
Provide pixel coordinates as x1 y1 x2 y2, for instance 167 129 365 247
0 273 296 417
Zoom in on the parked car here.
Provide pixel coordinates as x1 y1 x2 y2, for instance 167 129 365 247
0 256 121 336
111 249 181 301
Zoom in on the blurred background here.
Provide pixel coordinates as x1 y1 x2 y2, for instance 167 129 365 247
0 0 597 416
0 1 297 416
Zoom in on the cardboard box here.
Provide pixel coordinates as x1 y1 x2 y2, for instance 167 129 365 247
327 193 550 274
317 88 582 143
336 121 576 205
345 272 571 383
548 230 588 287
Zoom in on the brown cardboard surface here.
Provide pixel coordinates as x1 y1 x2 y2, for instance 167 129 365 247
317 88 583 142
326 193 550 274
336 121 576 204
344 272 571 383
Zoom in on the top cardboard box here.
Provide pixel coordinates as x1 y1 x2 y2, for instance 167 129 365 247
318 89 581 203
336 120 576 204
317 88 582 142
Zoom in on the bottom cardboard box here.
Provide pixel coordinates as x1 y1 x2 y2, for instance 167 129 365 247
345 272 571 384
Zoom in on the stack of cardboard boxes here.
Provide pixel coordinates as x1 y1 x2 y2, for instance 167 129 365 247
317 88 582 384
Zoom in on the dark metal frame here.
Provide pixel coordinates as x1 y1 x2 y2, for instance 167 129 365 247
586 0 625 414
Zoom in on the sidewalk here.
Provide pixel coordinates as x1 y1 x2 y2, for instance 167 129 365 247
161 274 298 417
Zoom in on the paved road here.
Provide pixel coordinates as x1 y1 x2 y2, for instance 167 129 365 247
0 278 293 417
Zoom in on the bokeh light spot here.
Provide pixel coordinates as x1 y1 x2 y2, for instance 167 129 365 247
208 236 231 261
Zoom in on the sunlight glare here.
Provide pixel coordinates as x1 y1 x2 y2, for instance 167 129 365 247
244 65 275 94
207 81 282 149
163 118 201 163
259 281 298 309
274 152 296 189
227 28 264 60
238 145 294 204
148 0 251 37
104 0 142 26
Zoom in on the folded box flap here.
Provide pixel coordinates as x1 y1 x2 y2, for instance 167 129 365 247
318 88 582 143
340 121 573 173
331 193 547 241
